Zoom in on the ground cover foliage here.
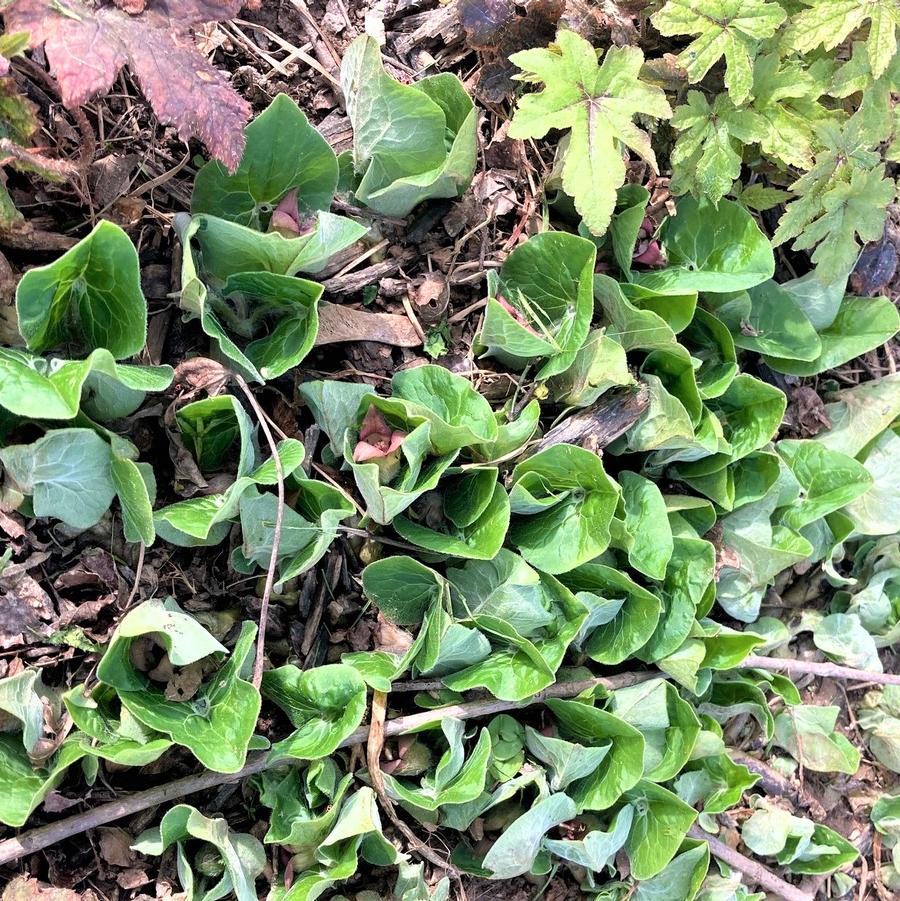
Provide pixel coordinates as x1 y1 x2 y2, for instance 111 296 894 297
0 1 899 900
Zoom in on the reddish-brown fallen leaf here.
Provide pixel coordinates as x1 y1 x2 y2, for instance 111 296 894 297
4 0 251 169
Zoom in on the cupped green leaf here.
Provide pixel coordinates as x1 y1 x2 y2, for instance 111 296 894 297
154 438 304 546
776 439 873 530
0 735 86 827
0 347 172 420
177 394 255 474
549 329 633 407
231 478 354 586
634 840 710 901
64 684 172 766
476 231 597 378
680 308 738 400
508 444 620 574
97 597 227 691
192 93 339 225
525 727 612 793
206 270 324 382
180 210 367 283
445 551 588 701
481 792 577 879
394 469 510 560
543 804 634 873
560 564 662 665
610 678 701 782
0 428 116 529
16 220 147 359
640 535 716 661
634 198 774 294
382 717 492 813
390 365 499 454
741 797 859 875
546 698 645 811
773 705 860 774
612 470 674 580
764 295 900 376
257 761 354 869
594 274 678 351
299 380 376 458
362 555 447 625
675 753 758 815
99 609 260 773
624 780 698 879
133 804 266 901
342 35 476 216
710 280 822 361
263 664 367 762
345 415 457 525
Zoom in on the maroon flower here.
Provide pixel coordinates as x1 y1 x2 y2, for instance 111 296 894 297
352 405 407 483
633 217 665 267
496 293 541 337
268 189 315 237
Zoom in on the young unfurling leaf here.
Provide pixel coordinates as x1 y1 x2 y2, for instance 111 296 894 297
651 0 787 104
508 30 671 236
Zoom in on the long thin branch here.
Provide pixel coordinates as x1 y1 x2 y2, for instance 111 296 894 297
1 659 885 869
688 826 813 901
743 654 900 687
233 374 284 690
0 671 650 867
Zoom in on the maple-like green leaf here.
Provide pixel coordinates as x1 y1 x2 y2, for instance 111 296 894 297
651 0 787 104
790 166 895 277
670 91 766 203
748 53 839 169
789 0 900 80
773 120 894 281
831 43 900 147
509 30 671 236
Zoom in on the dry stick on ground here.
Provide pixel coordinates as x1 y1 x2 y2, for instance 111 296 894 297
743 654 900 687
233 374 285 690
1 658 889 871
533 384 650 454
366 690 466 896
0 671 654 867
687 827 813 901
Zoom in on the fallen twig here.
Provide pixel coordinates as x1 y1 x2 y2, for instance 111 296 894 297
366 690 464 892
0 660 874 870
233 374 284 690
688 826 813 901
743 654 900 687
0 670 651 867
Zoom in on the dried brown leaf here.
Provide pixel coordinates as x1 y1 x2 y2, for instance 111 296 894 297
99 827 136 868
0 564 54 649
4 0 251 169
2 878 81 901
459 0 565 101
784 386 832 438
315 301 421 348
